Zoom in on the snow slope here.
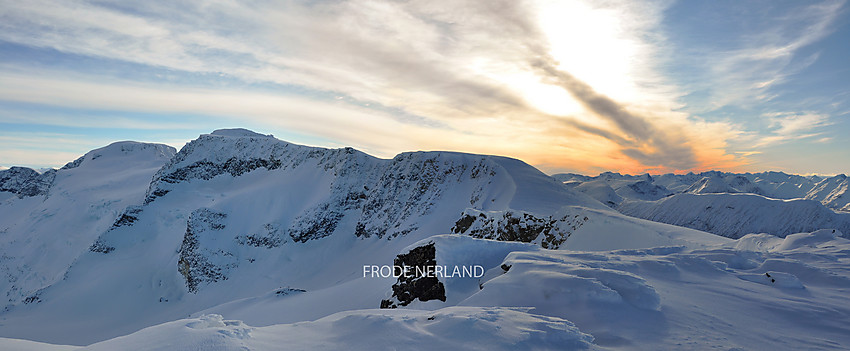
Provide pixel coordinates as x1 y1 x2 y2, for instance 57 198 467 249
683 174 762 195
2 130 848 350
0 141 176 307
2 129 708 345
4 230 848 350
77 308 598 351
560 171 850 238
805 174 850 212
618 193 850 238
557 170 842 209
201 230 849 350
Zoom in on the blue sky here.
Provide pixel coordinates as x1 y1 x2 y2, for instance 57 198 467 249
0 0 847 175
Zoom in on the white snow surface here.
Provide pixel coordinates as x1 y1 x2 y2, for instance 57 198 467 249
1 131 849 350
3 231 848 350
558 170 846 210
561 171 850 238
618 193 850 238
0 141 176 306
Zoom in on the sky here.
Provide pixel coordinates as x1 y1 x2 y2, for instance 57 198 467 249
0 0 848 175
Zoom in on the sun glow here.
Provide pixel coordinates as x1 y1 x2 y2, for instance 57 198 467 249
498 72 585 116
534 0 649 103
475 1 656 121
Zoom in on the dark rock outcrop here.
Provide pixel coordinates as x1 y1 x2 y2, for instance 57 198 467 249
380 242 446 308
236 223 285 248
178 208 230 293
451 209 589 249
0 167 55 198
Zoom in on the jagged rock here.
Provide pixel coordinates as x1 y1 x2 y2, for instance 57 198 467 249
89 239 115 254
451 209 588 249
380 242 446 308
110 206 143 229
0 167 55 198
144 131 522 243
178 208 230 293
236 223 285 248
355 154 496 239
274 287 306 296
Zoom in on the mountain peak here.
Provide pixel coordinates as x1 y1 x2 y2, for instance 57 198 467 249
61 141 177 170
209 128 274 138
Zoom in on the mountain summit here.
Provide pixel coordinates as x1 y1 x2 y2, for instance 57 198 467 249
1 130 848 350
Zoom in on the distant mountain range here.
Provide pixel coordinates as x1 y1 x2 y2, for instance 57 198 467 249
555 171 850 238
1 129 848 350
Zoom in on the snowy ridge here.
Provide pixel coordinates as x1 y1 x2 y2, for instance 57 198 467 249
62 141 176 170
683 174 762 195
805 174 849 212
12 230 849 350
3 130 850 349
0 141 175 307
618 193 850 238
559 170 850 238
0 166 55 198
1 129 634 345
558 170 835 205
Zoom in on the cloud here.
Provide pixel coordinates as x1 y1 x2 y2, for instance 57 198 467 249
752 112 832 147
768 112 831 136
0 131 117 167
534 61 697 169
678 0 845 111
0 106 203 131
0 0 747 173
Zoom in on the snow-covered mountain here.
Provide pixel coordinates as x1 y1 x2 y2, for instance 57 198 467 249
618 193 850 238
2 129 849 350
682 174 763 195
0 141 176 308
0 166 55 200
560 170 850 239
805 174 850 212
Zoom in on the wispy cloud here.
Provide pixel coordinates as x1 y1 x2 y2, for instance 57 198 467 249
0 0 774 173
0 131 118 167
753 112 832 147
678 0 845 111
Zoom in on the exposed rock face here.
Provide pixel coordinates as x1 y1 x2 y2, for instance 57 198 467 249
354 154 499 239
178 208 230 293
143 133 288 204
78 129 603 295
451 209 589 249
89 206 144 254
111 206 143 229
143 131 508 242
381 242 446 308
236 223 286 248
0 167 55 198
88 239 115 254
